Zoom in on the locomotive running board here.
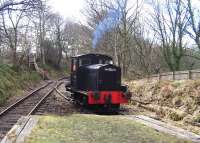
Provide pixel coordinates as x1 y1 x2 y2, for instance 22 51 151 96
75 90 88 95
66 87 87 95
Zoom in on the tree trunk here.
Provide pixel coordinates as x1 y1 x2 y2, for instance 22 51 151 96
57 46 62 68
12 48 18 67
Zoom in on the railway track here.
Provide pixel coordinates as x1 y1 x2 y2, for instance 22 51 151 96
0 80 63 141
1 78 199 142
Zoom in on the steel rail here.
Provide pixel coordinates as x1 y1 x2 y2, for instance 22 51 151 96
0 81 53 116
28 81 64 116
57 76 69 81
0 80 65 141
54 88 74 102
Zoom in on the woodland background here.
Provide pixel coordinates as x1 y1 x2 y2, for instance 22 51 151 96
0 0 200 79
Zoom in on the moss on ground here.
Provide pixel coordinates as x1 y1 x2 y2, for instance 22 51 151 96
26 114 191 143
0 64 41 105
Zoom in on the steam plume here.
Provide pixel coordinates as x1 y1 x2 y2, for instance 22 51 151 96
92 3 122 48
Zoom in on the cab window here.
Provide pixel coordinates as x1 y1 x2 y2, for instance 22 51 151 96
72 59 77 72
79 58 91 66
105 60 113 64
99 59 103 64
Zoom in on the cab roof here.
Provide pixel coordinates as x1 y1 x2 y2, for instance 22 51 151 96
85 64 117 70
72 53 112 61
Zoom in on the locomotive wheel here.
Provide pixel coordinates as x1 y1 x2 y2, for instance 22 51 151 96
96 104 120 114
82 95 88 106
107 104 120 112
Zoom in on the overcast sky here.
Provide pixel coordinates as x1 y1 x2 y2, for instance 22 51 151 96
49 0 200 22
49 0 85 21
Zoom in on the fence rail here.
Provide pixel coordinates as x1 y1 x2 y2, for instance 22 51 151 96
149 69 200 80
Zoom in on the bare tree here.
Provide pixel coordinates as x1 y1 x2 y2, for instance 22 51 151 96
48 13 65 68
25 0 50 65
186 0 200 49
37 0 48 65
1 6 26 65
84 0 141 76
0 0 41 66
115 0 142 75
63 21 92 56
131 24 161 75
151 0 190 71
0 0 40 12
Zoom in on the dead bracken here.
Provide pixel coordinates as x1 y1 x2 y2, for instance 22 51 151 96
127 79 200 134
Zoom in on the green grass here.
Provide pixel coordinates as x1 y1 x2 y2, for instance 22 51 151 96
26 114 191 143
0 64 41 105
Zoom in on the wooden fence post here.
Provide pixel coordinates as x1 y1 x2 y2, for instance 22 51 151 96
147 75 150 82
172 71 175 80
188 70 191 80
158 73 161 81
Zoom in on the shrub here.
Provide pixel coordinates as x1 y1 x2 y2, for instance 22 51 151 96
169 111 184 121
194 116 200 123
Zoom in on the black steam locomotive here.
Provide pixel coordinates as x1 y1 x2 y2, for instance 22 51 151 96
66 53 131 111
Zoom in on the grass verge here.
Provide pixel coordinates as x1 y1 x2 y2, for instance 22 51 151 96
26 114 191 143
0 64 41 105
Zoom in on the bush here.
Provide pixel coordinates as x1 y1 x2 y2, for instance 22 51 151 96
169 111 184 121
194 116 200 123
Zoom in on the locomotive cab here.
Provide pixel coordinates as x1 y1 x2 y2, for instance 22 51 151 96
70 54 113 90
71 53 113 71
